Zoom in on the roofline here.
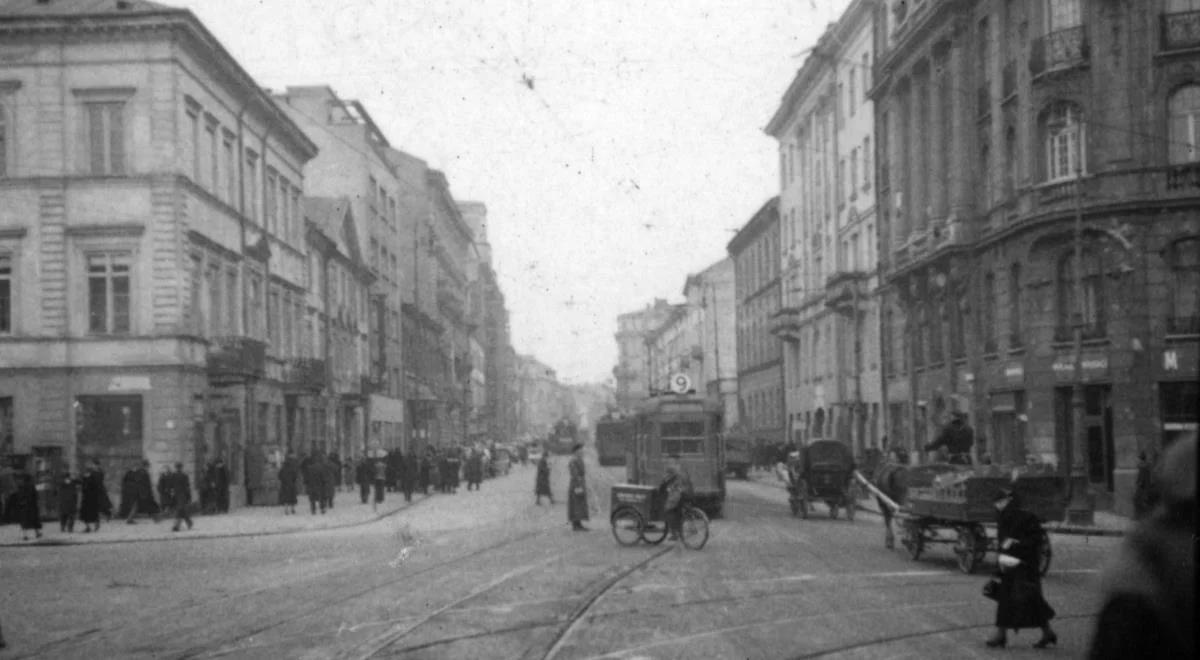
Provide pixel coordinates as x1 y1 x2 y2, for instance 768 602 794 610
726 197 780 255
0 8 319 159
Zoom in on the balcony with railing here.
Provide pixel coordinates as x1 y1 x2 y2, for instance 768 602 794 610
768 307 804 343
282 357 328 393
1162 10 1200 52
207 336 267 383
1030 26 1089 78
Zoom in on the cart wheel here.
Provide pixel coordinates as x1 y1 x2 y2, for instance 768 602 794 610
610 508 643 547
639 519 668 545
901 520 924 560
955 526 981 574
681 506 709 550
1038 529 1053 576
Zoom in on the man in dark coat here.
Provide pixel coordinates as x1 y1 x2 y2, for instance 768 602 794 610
986 488 1056 648
419 449 432 495
58 473 80 533
79 464 107 533
120 460 159 523
167 463 193 532
356 457 373 504
278 450 299 515
1089 434 1195 660
925 412 975 465
302 453 329 514
372 457 387 511
465 449 483 491
157 465 174 517
535 451 553 505
1131 450 1159 519
322 453 338 510
567 444 589 530
401 451 417 502
10 473 42 541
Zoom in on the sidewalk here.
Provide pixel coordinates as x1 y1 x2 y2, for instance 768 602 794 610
744 468 1130 537
0 487 431 548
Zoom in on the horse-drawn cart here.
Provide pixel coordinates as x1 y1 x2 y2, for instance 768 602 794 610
898 474 1067 574
787 440 857 521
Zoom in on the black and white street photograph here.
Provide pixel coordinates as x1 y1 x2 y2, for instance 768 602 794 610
0 1 1195 658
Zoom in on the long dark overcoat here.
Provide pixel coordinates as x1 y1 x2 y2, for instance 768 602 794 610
79 471 107 523
993 502 1055 630
567 455 588 523
278 457 299 505
535 457 552 497
10 481 41 530
465 452 483 484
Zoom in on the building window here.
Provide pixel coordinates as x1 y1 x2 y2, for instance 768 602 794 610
206 116 219 192
1167 238 1200 334
1009 263 1023 346
1004 125 1018 197
982 272 997 352
1056 250 1105 340
86 102 125 175
848 69 856 117
186 103 200 181
0 254 11 334
1047 0 1081 31
0 102 8 178
226 269 239 335
930 299 945 364
206 266 221 337
245 150 259 222
222 131 236 204
248 274 263 339
1168 85 1200 164
863 136 872 191
1043 102 1085 181
265 170 277 235
850 148 859 196
87 252 132 334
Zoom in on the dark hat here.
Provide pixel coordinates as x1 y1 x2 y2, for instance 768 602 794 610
572 443 583 453
174 462 184 469
993 487 1015 502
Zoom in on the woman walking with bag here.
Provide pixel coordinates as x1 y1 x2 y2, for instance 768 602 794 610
986 487 1057 649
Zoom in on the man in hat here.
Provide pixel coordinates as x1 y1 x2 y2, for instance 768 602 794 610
567 443 589 531
925 411 975 465
168 463 193 532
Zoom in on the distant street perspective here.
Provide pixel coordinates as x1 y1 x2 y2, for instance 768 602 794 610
0 1 1196 659
1 450 1125 659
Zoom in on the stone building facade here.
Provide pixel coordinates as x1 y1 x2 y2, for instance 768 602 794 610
727 198 786 446
613 299 676 410
0 0 316 508
872 0 1200 514
684 258 739 431
768 0 884 455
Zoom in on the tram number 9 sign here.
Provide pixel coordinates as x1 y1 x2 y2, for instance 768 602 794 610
669 373 692 394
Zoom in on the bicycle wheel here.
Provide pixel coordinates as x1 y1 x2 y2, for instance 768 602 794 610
610 508 643 547
680 506 710 550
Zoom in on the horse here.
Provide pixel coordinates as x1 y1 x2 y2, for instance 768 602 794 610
867 446 910 550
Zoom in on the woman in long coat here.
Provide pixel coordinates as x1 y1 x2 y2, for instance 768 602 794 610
79 466 106 532
987 488 1057 648
567 444 589 530
10 473 42 541
535 452 553 505
278 451 299 515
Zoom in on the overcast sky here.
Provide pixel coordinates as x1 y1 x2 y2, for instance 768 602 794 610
176 0 851 384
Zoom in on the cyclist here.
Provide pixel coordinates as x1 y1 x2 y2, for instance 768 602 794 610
658 454 693 541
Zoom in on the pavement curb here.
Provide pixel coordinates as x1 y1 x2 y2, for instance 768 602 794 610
742 473 1127 538
0 493 433 549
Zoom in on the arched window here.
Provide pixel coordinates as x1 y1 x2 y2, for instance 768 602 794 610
1168 85 1200 164
1043 102 1086 181
1056 249 1105 341
1167 238 1200 334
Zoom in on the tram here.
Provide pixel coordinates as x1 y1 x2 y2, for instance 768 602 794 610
595 415 632 466
625 377 726 517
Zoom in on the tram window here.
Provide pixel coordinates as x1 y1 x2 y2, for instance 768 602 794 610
660 422 705 437
662 439 704 455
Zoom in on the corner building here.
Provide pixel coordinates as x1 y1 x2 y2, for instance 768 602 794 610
0 0 317 508
872 0 1200 514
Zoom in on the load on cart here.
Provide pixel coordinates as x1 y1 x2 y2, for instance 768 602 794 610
857 463 1068 575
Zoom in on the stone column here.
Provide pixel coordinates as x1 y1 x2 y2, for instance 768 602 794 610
908 73 925 236
929 47 949 221
948 39 970 218
887 93 909 248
